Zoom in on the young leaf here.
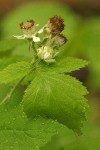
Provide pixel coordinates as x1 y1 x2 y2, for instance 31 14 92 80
22 57 88 85
0 61 31 84
22 72 89 134
37 57 88 73
0 104 65 150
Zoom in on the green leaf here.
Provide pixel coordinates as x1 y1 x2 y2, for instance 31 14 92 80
37 57 88 73
0 104 65 150
22 72 89 134
0 61 31 84
0 56 30 71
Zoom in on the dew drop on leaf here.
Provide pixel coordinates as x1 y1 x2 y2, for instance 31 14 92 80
53 129 57 133
13 117 16 121
22 111 25 115
5 139 9 143
42 139 46 143
8 121 11 124
35 145 39 150
19 104 22 106
51 120 55 124
42 122 44 125
22 115 25 118
60 125 64 129
10 145 13 149
33 118 36 121
4 109 7 112
15 141 18 144
4 127 7 130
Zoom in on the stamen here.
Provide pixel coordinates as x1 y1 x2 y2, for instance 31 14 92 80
19 20 35 30
19 22 24 29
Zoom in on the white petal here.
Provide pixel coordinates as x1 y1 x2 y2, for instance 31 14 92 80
36 24 39 26
13 35 25 39
38 28 44 34
32 36 40 42
44 52 52 60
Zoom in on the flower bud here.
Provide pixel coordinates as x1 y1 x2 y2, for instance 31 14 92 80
56 34 68 47
37 46 54 60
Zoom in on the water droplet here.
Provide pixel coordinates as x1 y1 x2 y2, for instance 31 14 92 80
10 145 13 149
15 141 18 144
33 118 36 121
8 121 11 124
22 115 25 118
5 109 7 112
35 145 39 150
5 139 8 143
4 127 7 130
22 111 25 115
51 120 54 124
60 125 64 129
13 117 16 121
42 139 46 143
53 129 57 133
82 107 86 113
19 103 22 106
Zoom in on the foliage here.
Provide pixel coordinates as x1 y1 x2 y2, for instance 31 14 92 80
0 87 66 150
41 123 100 150
0 61 31 84
0 2 90 149
0 56 89 135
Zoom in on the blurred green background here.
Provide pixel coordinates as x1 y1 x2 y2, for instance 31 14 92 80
0 0 100 149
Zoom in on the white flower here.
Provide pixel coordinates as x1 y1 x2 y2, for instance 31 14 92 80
14 20 40 43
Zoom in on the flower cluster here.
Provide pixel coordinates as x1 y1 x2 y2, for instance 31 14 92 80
14 16 68 63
